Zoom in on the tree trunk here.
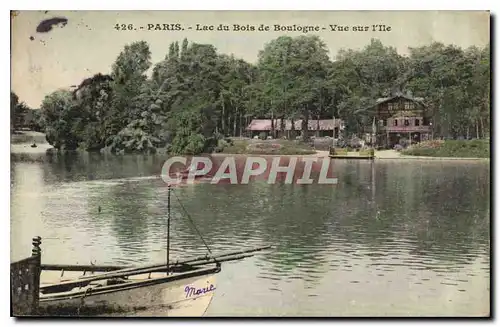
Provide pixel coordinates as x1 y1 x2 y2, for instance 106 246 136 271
221 96 226 136
271 110 275 139
302 106 309 142
239 111 242 137
233 107 237 137
316 114 320 137
480 117 485 138
280 116 285 139
476 119 480 139
245 116 249 138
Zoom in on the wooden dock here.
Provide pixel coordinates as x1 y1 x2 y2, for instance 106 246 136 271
328 147 375 160
329 155 374 160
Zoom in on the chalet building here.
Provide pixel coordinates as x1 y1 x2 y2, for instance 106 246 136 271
246 119 344 139
367 94 432 148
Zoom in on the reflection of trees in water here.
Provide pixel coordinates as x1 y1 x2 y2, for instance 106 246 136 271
106 182 153 247
362 162 489 268
40 152 107 183
42 151 82 182
402 164 490 263
165 184 263 255
39 153 170 183
86 179 172 264
246 183 336 283
159 182 336 284
276 161 491 272
16 153 490 274
86 178 215 263
152 162 490 280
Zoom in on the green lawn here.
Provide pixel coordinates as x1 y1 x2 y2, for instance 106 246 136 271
402 139 490 158
220 139 316 155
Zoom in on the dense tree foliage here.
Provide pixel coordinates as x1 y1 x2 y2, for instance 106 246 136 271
256 35 332 141
405 43 490 138
10 92 32 131
30 37 489 154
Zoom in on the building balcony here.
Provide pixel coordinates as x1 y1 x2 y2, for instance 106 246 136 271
373 117 432 134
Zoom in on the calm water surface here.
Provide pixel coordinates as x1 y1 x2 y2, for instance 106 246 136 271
10 153 490 316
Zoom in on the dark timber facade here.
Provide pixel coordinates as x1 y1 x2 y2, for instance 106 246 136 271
368 94 432 148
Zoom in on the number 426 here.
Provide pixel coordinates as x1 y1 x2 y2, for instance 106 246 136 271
114 24 134 31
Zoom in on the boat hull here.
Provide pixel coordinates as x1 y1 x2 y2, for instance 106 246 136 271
39 271 218 317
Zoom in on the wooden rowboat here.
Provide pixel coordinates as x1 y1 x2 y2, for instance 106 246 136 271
38 265 220 317
11 185 271 317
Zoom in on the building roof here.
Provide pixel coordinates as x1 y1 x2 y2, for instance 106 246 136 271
246 119 343 131
375 95 426 106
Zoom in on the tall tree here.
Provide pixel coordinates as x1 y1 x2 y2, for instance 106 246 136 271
10 92 19 131
39 89 79 150
330 39 406 136
257 35 331 140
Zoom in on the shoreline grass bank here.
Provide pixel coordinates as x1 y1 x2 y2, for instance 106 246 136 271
401 139 490 159
218 139 317 156
10 132 490 161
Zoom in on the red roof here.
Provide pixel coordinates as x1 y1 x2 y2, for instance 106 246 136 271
246 119 342 131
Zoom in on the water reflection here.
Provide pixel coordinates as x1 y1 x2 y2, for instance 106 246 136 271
11 162 46 260
10 153 490 316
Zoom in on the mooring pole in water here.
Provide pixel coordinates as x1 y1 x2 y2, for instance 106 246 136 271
166 185 171 275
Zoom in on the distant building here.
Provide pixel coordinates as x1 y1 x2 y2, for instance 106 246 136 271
366 94 432 148
246 119 344 138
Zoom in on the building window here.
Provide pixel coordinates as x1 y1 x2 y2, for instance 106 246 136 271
393 119 398 126
388 103 393 110
415 119 420 126
410 103 415 109
423 117 429 125
404 119 410 126
378 120 384 126
393 103 400 110
383 119 387 126
404 102 410 110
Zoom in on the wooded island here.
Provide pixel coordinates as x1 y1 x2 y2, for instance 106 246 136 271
11 36 490 156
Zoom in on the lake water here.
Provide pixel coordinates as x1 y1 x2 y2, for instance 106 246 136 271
10 153 490 316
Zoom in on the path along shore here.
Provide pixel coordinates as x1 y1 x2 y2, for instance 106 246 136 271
10 132 489 161
372 150 489 161
316 149 488 161
11 146 489 161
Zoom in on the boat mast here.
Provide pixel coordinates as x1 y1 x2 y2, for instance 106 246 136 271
166 185 171 275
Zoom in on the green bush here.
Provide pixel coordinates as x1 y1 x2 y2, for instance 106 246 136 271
219 140 248 154
402 139 489 158
219 139 316 155
276 147 316 155
214 139 230 153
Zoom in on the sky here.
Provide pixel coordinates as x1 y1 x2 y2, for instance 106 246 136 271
11 10 490 108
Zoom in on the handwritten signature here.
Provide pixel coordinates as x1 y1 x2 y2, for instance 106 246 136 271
184 283 216 298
